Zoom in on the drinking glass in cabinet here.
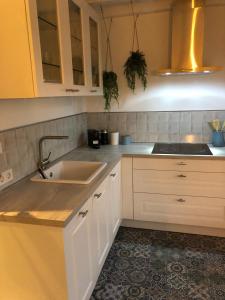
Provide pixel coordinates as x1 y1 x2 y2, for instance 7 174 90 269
68 0 85 86
89 18 100 87
37 0 62 83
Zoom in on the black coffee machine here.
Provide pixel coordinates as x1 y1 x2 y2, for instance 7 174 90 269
88 129 101 149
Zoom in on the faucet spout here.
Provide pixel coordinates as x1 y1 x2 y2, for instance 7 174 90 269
38 135 69 170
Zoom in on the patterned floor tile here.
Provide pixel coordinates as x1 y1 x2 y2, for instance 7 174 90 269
91 283 125 300
188 283 210 300
209 285 225 300
91 227 225 299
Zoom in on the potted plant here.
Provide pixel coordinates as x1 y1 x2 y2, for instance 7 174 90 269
103 71 119 111
100 8 119 111
124 50 147 92
123 2 148 92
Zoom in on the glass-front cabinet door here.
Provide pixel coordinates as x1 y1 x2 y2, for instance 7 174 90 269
27 0 101 97
37 0 62 83
87 7 102 95
63 0 87 95
68 0 85 87
89 18 99 88
31 0 66 96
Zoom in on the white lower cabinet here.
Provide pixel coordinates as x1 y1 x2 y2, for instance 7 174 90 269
121 157 134 219
133 157 225 172
91 179 110 275
64 198 94 300
0 161 121 300
65 161 121 300
108 162 121 240
133 169 225 198
132 157 225 231
134 193 225 229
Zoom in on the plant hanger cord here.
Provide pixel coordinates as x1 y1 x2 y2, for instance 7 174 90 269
100 2 119 112
100 4 113 71
130 0 140 51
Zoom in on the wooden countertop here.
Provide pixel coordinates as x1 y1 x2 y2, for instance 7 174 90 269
0 143 225 227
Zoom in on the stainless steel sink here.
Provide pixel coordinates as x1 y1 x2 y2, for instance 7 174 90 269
31 161 107 185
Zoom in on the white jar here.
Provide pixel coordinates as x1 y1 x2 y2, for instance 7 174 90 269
110 132 119 145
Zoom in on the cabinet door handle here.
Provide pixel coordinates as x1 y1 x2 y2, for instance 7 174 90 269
79 210 88 218
110 173 116 177
176 198 186 203
177 174 187 178
177 162 187 166
94 193 102 199
65 89 80 92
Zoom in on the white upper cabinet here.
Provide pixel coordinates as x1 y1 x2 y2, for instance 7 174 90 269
86 5 103 96
0 0 102 99
62 0 89 96
28 0 67 97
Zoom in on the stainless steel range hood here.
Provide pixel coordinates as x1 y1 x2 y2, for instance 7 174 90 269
158 0 222 76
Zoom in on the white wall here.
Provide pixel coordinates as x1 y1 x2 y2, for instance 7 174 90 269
0 97 86 131
86 0 225 112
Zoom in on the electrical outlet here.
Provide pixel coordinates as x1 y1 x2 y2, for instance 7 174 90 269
0 169 13 187
0 142 3 154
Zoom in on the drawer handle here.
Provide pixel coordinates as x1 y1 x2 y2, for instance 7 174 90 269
90 89 97 93
176 198 186 203
177 174 187 178
79 210 88 218
94 193 102 199
110 173 116 177
177 198 186 203
65 89 80 92
177 162 187 166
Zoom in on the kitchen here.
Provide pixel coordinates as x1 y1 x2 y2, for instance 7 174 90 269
0 0 225 299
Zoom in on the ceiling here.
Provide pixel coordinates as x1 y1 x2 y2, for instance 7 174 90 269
87 0 225 7
87 0 156 6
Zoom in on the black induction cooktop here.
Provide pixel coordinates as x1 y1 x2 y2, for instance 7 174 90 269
152 143 213 155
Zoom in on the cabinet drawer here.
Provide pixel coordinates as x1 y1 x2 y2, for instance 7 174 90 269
134 193 225 228
133 157 225 173
109 162 121 181
92 177 108 201
133 169 225 198
66 198 91 233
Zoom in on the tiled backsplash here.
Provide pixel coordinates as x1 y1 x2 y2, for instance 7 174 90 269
0 113 87 190
1 110 225 191
87 111 225 143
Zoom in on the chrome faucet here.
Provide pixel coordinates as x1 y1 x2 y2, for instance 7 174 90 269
38 136 69 172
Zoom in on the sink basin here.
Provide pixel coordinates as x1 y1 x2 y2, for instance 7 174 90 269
31 161 107 185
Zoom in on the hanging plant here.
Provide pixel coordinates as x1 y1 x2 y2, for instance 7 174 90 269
103 71 119 111
100 7 119 111
124 2 148 92
124 50 147 92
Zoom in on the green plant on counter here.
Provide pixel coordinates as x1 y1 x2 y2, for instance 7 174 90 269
124 50 148 92
103 71 119 111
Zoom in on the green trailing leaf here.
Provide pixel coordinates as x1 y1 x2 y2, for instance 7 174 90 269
103 71 119 111
124 50 148 92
